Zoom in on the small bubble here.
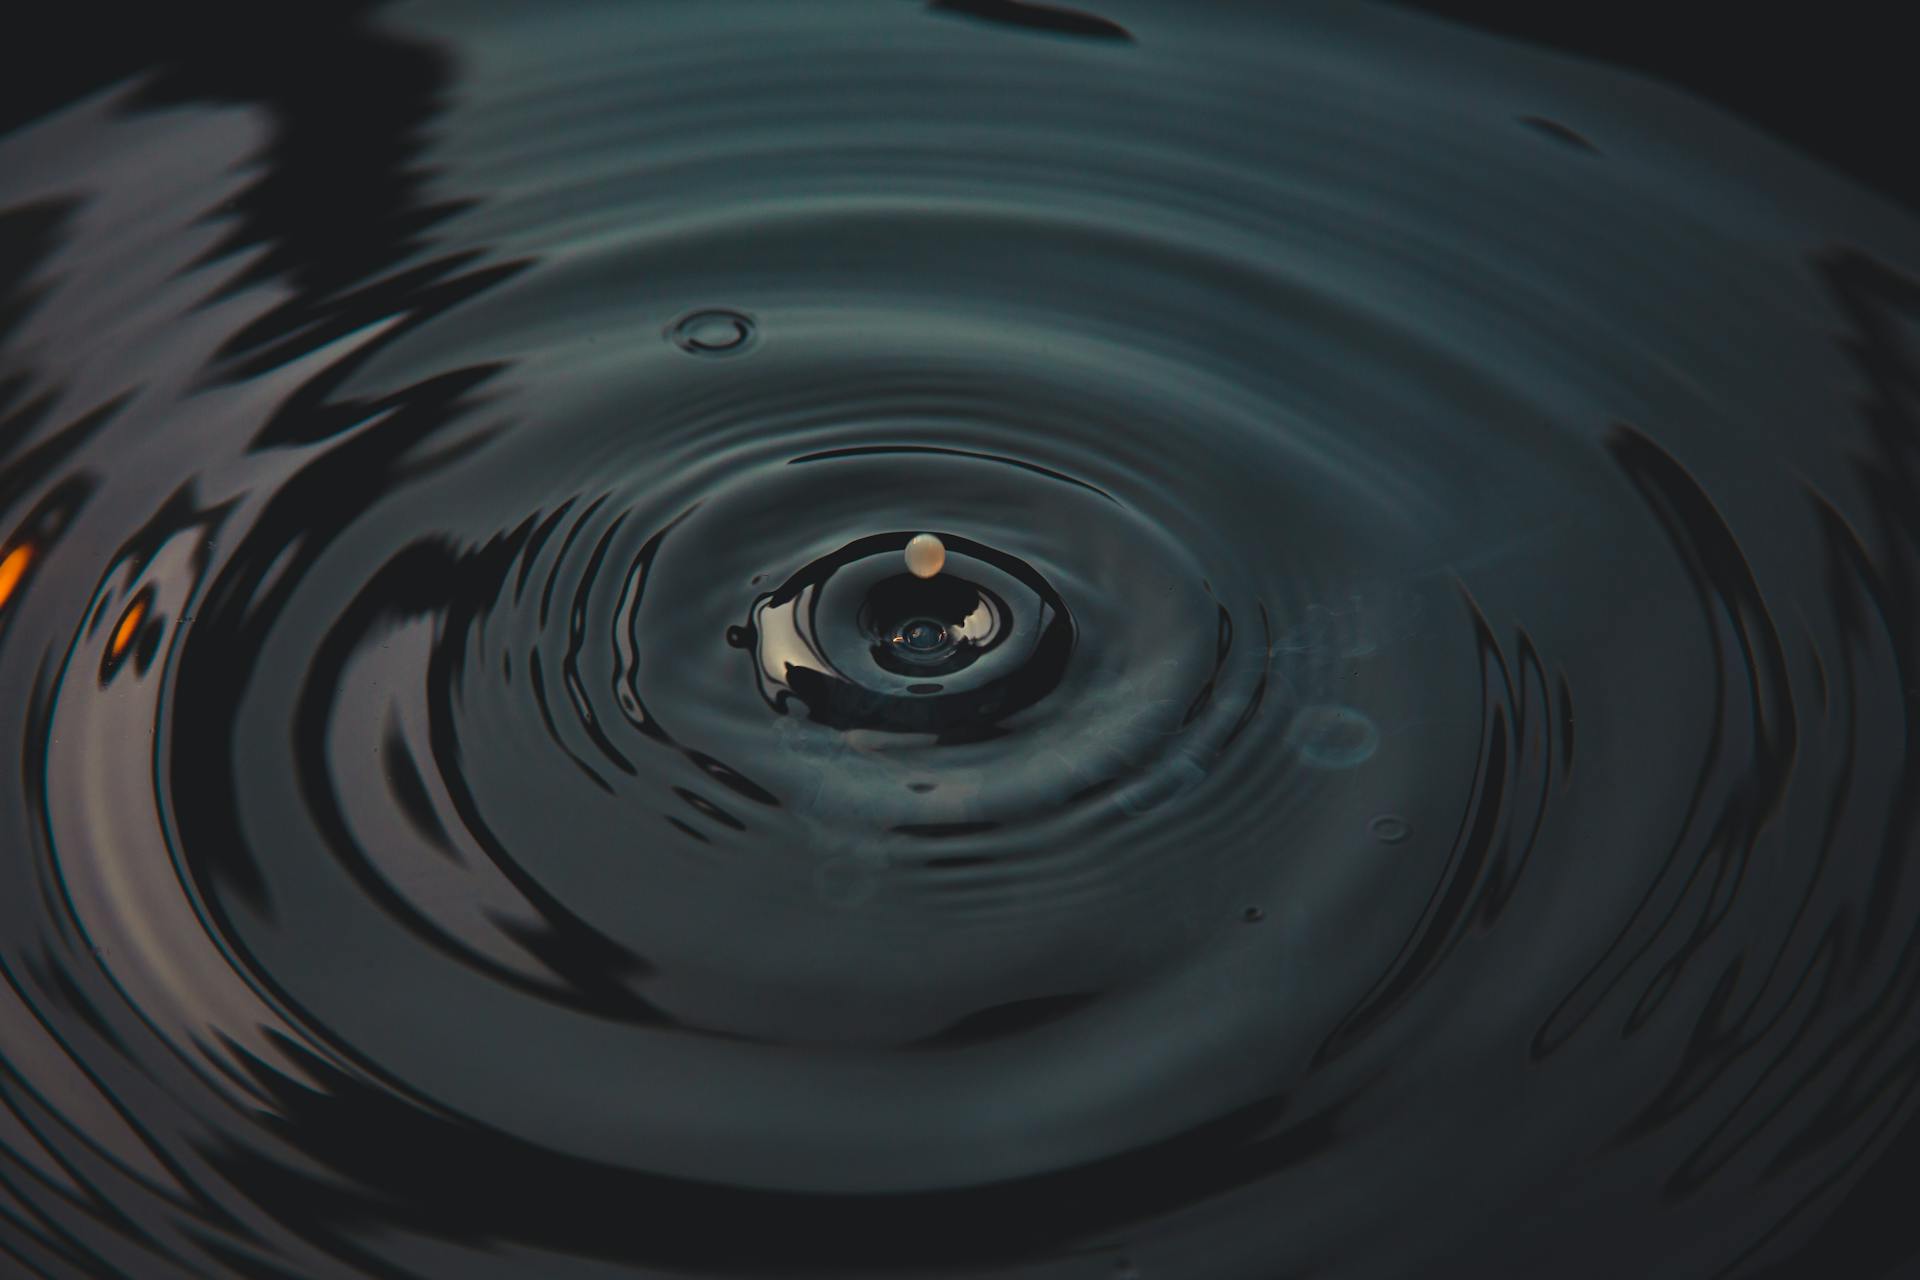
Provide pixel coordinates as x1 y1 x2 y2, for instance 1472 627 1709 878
1285 704 1379 769
1242 906 1266 924
668 308 757 356
1369 814 1411 844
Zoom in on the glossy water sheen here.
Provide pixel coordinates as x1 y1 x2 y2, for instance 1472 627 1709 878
3 4 1919 1278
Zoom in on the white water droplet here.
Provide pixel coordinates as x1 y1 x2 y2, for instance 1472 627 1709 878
904 533 946 578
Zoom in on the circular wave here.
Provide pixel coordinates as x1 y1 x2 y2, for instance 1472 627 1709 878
2 2 1919 1277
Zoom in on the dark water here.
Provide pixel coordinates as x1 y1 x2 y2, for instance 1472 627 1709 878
3 3 1920 1277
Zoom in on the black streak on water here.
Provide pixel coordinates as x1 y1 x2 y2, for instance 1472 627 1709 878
929 0 1135 42
1520 115 1601 153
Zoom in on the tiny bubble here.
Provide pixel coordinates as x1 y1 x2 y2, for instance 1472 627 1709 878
1369 814 1411 844
668 308 757 356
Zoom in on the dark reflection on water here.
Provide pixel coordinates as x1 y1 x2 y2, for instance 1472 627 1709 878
2 3 1919 1278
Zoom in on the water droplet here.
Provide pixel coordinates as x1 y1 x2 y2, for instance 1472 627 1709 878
668 308 757 356
1369 814 1411 843
905 532 946 578
1285 704 1379 769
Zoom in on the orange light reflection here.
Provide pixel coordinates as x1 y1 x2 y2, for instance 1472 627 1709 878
110 597 147 661
0 544 30 609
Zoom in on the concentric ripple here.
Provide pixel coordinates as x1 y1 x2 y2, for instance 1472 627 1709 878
3 3 1920 1278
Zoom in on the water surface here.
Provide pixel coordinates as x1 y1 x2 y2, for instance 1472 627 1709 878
3 3 1919 1277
